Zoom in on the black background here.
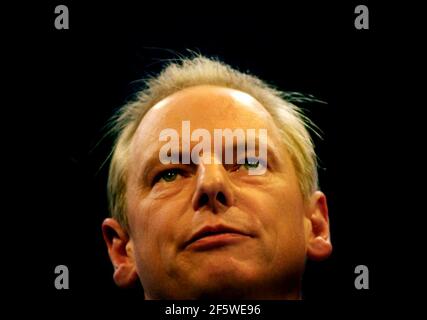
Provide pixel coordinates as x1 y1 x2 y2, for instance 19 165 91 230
5 0 418 316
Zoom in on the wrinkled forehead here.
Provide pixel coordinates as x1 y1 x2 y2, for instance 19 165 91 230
129 85 284 161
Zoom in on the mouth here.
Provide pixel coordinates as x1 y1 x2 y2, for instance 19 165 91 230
184 225 252 251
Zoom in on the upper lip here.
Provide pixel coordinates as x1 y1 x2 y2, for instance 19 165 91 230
184 224 251 248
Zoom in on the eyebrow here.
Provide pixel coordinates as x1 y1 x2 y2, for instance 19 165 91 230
138 141 281 185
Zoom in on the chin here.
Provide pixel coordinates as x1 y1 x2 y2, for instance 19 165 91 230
186 269 264 299
200 258 260 280
181 261 304 300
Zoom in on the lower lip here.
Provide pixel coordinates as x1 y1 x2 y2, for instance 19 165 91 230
186 233 250 251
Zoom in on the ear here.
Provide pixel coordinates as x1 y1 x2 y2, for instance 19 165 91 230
102 218 139 288
305 191 333 261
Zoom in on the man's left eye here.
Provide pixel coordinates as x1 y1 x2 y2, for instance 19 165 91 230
243 159 260 170
234 158 267 172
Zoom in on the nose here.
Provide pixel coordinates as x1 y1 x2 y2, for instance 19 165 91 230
192 163 234 213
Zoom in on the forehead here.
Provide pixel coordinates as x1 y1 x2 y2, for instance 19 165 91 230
130 85 283 161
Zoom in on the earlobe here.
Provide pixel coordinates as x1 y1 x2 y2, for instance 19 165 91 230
102 218 139 288
305 191 333 261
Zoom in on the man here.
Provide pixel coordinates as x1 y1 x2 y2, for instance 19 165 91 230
102 56 332 299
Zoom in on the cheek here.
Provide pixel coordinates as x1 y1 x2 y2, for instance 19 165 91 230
236 179 307 250
126 186 191 268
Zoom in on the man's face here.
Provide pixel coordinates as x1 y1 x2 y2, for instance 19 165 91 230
125 85 311 299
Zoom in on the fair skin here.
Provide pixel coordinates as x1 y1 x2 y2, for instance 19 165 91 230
102 85 332 299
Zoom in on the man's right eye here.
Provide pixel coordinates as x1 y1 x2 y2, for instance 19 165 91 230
153 169 180 184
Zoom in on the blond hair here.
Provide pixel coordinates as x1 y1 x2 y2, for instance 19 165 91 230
108 56 321 229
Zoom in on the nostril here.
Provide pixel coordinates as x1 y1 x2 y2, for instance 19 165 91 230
198 193 209 208
194 189 231 212
216 192 227 205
